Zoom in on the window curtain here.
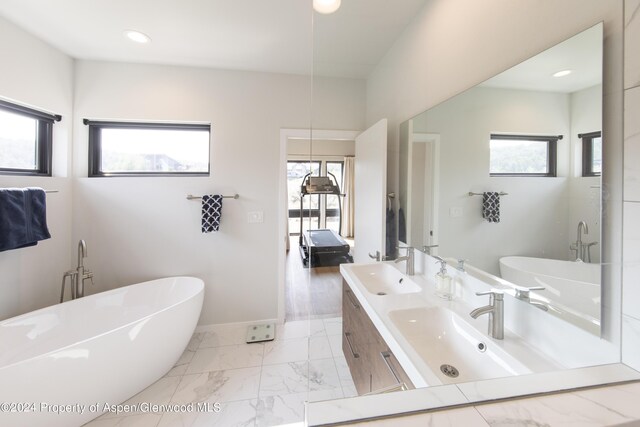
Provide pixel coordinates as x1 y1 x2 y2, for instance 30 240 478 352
341 156 355 237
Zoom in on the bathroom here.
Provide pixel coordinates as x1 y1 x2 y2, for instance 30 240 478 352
1 0 639 426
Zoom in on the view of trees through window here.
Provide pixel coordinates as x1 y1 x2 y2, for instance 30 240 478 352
591 136 602 174
490 136 552 175
0 109 37 170
583 132 602 176
100 128 209 173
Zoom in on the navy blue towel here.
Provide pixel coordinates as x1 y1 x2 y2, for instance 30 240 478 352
202 195 223 233
385 207 397 259
0 188 51 252
398 207 406 244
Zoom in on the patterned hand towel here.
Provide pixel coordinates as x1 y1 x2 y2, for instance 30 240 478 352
482 192 500 223
202 195 223 233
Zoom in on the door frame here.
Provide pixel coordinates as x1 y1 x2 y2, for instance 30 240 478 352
278 128 361 323
410 132 440 250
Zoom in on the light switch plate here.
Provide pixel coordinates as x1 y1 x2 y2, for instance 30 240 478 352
248 211 264 223
450 207 463 218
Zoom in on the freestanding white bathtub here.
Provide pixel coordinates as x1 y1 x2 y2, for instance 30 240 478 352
0 276 204 427
499 256 600 331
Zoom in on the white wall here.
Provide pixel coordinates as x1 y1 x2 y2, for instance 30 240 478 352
366 0 623 343
568 85 602 263
0 16 74 321
287 139 355 157
622 0 640 371
72 60 366 326
412 87 572 275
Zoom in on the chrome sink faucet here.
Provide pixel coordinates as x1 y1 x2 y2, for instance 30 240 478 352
470 290 504 340
395 246 415 276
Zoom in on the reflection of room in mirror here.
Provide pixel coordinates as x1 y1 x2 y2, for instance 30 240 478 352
398 24 603 335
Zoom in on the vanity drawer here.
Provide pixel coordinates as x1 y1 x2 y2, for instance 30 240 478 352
370 349 414 393
342 279 414 395
342 282 371 394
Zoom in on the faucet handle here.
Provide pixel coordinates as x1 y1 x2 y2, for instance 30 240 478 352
83 271 94 287
368 251 381 261
456 259 469 271
475 290 504 300
476 290 503 296
515 286 544 299
422 244 438 254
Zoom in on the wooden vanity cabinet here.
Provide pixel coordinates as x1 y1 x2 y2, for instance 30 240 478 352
342 280 414 395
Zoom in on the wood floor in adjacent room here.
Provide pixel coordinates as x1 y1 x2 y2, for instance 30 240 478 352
285 236 350 322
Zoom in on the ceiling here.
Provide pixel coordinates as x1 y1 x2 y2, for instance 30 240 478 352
481 24 602 93
0 0 426 79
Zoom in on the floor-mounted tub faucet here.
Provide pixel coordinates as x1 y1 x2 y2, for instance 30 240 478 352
470 290 504 340
60 240 94 302
76 239 94 298
570 220 589 262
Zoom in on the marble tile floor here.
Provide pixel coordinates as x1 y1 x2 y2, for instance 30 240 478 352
83 317 356 427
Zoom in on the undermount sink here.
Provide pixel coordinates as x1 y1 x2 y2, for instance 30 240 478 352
389 307 531 384
349 263 421 295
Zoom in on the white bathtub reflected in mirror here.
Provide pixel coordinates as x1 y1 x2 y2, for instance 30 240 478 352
499 256 600 334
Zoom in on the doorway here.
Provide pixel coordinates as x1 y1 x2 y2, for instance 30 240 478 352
278 129 359 323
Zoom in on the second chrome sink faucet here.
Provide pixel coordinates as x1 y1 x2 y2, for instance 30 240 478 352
395 246 415 275
470 290 504 340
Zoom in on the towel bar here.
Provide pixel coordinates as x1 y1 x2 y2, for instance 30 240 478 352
1 189 59 193
186 194 239 200
468 191 508 196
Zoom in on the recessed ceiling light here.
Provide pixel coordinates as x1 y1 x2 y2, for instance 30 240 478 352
552 70 572 78
124 30 151 44
313 0 341 14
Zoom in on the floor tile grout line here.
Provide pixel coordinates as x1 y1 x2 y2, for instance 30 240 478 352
256 339 265 406
156 332 203 427
133 322 347 426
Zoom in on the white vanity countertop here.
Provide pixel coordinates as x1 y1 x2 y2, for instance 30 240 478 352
305 261 640 426
339 261 560 388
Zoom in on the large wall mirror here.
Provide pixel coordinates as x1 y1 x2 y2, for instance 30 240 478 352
399 23 603 335
306 17 636 427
